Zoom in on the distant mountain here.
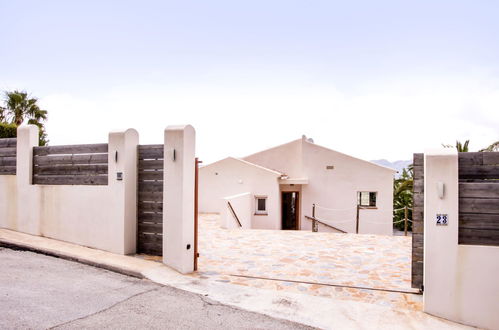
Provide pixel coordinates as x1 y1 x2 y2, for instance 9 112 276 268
371 159 411 178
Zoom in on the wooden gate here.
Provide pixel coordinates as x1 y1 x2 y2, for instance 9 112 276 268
137 144 164 255
412 153 424 289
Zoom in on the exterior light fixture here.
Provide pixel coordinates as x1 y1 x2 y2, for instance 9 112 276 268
169 148 176 161
437 182 445 199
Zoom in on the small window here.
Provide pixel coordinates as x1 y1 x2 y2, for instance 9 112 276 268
357 191 377 207
255 196 268 215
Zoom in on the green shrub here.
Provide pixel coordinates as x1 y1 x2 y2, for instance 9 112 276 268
0 122 48 145
0 122 17 138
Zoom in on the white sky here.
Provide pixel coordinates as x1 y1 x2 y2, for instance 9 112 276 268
38 72 499 164
1 1 498 164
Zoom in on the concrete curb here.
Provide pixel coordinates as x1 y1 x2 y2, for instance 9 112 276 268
0 240 145 279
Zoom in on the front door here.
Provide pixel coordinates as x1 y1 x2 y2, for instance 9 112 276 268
282 192 299 230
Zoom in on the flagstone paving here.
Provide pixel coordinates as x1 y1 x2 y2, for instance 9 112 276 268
193 213 422 311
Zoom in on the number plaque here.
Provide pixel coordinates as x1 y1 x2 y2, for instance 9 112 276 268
436 214 448 226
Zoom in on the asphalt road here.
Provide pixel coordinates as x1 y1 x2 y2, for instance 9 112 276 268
0 247 313 330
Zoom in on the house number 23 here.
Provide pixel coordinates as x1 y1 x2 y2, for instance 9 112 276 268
436 214 448 226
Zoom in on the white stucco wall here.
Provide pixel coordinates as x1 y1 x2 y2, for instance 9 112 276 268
0 175 17 229
301 140 394 235
201 137 394 235
252 138 395 235
454 245 499 329
0 125 139 255
199 157 281 230
244 137 394 235
423 149 499 329
243 139 304 177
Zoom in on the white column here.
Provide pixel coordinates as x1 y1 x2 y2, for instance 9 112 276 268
423 148 459 319
15 125 41 235
163 125 196 273
108 129 139 254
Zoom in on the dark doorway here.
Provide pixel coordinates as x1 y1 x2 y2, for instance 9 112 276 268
282 192 299 230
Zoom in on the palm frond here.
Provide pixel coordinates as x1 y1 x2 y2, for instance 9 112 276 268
479 141 499 152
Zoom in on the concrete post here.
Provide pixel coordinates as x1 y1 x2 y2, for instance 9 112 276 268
108 129 139 254
16 125 41 235
163 125 196 273
423 148 459 320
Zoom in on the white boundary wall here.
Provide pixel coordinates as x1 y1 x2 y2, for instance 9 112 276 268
0 125 197 275
423 149 499 329
0 125 138 254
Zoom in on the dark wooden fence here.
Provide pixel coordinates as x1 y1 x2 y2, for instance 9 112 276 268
0 138 17 175
412 153 424 289
459 152 499 246
137 144 164 255
33 144 108 185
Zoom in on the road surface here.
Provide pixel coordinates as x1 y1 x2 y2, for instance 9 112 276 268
0 247 312 330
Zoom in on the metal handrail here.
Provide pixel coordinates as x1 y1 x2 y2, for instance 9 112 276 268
305 215 347 233
227 201 242 227
393 207 413 212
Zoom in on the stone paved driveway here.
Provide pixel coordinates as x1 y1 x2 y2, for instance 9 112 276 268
194 213 422 311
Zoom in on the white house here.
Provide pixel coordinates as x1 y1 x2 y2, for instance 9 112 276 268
199 136 396 235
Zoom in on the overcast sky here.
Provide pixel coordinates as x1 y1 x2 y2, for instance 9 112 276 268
1 1 498 164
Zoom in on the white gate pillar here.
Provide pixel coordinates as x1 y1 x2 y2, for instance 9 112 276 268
423 149 459 319
108 128 139 254
16 125 41 235
163 125 196 273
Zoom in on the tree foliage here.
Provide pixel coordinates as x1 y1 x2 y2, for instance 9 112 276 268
443 140 469 152
0 106 6 122
393 165 413 231
0 122 17 138
0 90 48 145
479 141 499 152
442 140 499 153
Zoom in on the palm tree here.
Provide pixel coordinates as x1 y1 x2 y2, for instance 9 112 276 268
3 90 47 126
443 140 470 152
456 140 470 152
1 90 49 145
479 141 499 152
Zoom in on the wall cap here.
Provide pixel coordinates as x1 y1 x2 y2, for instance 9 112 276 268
424 148 458 157
165 125 195 133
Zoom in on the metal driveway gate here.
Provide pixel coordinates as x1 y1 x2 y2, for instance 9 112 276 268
137 144 164 255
